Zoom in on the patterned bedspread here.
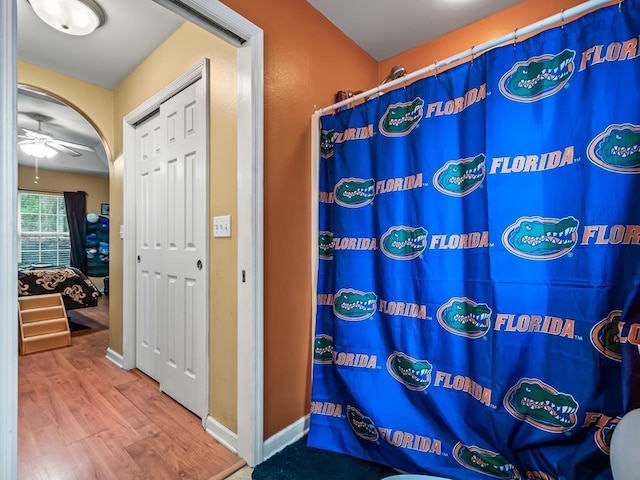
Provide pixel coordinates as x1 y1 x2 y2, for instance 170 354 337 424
18 266 100 310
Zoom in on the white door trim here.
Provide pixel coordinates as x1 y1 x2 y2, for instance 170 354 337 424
0 2 18 479
129 1 265 467
233 17 265 470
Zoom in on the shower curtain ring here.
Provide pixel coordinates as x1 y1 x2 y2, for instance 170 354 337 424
434 60 439 78
561 9 565 29
513 28 518 48
470 45 475 64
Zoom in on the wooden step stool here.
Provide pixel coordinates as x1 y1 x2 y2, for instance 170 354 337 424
18 293 71 355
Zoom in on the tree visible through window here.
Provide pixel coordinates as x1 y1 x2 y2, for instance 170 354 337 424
18 192 70 266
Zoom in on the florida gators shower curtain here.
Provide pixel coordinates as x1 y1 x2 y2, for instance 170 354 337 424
309 2 640 479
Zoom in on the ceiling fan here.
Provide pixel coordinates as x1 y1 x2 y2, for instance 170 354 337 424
18 119 95 158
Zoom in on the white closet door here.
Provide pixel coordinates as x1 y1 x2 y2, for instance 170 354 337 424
135 78 207 418
159 79 207 417
135 111 165 381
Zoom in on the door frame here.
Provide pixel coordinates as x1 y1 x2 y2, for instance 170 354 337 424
124 60 210 419
122 0 265 467
0 2 18 479
0 1 264 477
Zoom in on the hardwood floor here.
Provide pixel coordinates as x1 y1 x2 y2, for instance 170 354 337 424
18 297 245 479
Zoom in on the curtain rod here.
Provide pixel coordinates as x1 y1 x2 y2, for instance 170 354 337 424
316 0 618 115
18 188 88 195
18 187 62 195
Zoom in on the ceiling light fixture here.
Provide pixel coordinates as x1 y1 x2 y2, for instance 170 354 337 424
19 140 58 159
27 0 106 36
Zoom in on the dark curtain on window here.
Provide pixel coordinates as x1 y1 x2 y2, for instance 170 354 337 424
63 191 87 274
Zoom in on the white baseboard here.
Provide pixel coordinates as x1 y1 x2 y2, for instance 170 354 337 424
262 414 310 461
205 416 239 454
105 348 124 368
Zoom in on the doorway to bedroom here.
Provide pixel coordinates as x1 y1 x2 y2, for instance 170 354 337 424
16 85 111 335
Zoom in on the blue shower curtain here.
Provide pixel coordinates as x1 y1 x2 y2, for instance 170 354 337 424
309 2 640 479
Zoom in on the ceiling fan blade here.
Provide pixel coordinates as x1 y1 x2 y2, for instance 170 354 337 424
48 142 82 157
19 120 95 156
52 138 96 152
20 128 39 138
21 127 51 139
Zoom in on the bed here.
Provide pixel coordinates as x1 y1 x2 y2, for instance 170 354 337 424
18 266 100 310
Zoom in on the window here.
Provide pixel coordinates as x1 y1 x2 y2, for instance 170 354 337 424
18 191 70 266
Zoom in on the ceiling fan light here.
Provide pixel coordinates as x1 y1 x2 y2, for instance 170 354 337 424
19 141 58 159
28 0 105 36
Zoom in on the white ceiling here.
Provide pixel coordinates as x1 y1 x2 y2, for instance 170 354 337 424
17 0 184 176
16 0 526 176
18 0 184 90
307 0 525 61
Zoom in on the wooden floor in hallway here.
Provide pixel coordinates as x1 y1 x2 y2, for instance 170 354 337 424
18 297 245 480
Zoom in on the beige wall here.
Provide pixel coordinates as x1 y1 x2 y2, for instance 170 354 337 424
112 22 239 431
18 166 108 217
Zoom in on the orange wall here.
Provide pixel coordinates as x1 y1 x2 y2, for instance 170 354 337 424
221 0 377 438
379 0 617 80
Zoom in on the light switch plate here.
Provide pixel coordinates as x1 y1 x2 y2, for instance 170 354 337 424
213 215 231 237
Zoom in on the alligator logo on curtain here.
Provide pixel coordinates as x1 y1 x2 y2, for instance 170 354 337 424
313 334 334 364
320 129 334 159
452 442 521 479
499 49 576 102
379 98 424 137
502 216 579 260
433 154 486 197
318 231 334 259
333 178 375 207
386 352 433 391
587 123 640 173
333 288 378 320
590 310 623 361
347 405 379 441
504 378 579 433
380 226 427 259
436 297 492 338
